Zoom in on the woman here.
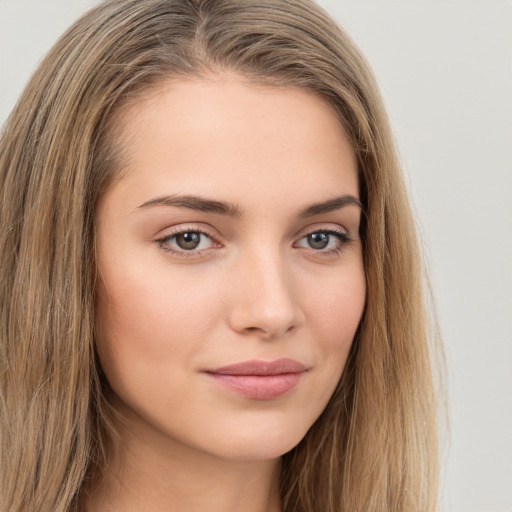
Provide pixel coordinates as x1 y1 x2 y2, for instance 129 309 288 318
0 1 441 511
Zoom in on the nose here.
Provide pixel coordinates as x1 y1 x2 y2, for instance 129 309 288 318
227 249 305 340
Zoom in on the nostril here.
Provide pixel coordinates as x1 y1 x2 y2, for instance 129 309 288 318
242 324 297 338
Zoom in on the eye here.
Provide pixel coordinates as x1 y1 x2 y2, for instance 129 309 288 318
295 229 351 252
157 229 215 254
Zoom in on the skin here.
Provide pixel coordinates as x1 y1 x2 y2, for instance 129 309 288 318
92 74 366 512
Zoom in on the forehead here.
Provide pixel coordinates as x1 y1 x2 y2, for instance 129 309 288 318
102 75 359 212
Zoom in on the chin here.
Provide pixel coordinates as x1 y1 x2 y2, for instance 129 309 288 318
206 422 309 462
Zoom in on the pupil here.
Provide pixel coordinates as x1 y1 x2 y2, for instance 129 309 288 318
308 232 329 249
176 232 200 250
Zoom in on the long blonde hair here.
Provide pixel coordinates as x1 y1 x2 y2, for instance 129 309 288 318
0 1 441 510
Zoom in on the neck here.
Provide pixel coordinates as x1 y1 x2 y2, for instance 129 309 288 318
85 416 283 512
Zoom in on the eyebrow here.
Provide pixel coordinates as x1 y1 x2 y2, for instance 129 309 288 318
137 193 362 217
298 195 362 217
137 194 243 217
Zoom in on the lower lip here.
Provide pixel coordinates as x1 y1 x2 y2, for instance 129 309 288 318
205 372 305 400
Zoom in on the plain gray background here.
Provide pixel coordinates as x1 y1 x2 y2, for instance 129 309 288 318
1 1 511 511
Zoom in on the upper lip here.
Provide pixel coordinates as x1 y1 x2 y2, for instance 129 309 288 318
205 358 307 376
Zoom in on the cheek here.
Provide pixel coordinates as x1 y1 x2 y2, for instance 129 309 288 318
94 260 223 387
94 267 228 443
301 262 365 385
305 262 366 343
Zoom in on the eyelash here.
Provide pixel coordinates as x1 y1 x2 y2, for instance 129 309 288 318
295 228 352 256
155 226 352 258
155 226 218 258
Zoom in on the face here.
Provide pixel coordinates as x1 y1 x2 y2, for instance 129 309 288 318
95 75 366 462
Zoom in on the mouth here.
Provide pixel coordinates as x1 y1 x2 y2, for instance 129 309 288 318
203 358 308 400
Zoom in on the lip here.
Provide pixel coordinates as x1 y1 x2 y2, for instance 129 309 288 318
203 358 308 400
